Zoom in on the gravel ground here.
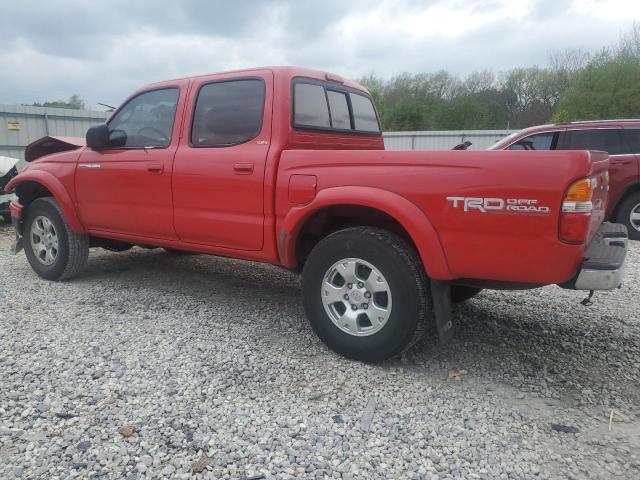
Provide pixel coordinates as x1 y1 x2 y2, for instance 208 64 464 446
0 221 639 480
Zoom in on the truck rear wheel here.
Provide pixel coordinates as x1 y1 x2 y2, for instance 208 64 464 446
302 227 429 362
616 192 640 240
23 197 89 281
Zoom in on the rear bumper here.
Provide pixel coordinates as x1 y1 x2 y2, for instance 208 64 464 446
568 223 627 291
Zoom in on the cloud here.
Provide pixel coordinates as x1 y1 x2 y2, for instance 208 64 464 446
0 0 638 108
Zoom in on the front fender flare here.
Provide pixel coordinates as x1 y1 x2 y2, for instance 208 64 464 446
5 171 85 233
279 186 453 280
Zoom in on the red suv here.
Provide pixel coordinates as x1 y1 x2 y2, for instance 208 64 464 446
491 120 640 239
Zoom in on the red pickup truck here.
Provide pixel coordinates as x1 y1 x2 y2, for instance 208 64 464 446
5 67 629 362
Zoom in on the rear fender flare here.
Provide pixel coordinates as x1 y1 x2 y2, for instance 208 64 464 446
6 171 85 233
280 186 453 280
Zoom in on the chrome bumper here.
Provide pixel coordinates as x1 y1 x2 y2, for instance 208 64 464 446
573 223 627 291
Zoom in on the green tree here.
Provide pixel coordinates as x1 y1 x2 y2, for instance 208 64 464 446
31 94 86 110
553 50 640 122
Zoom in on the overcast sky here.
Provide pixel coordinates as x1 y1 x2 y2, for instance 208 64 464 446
1 0 638 110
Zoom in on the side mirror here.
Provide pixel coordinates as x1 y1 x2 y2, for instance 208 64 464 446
86 124 127 149
86 124 110 149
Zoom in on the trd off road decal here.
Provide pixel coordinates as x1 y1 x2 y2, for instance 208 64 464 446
447 197 551 214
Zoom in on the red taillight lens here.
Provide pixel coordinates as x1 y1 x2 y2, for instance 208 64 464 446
559 177 594 244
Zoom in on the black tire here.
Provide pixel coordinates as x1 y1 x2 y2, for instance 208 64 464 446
616 192 640 241
302 227 430 363
451 285 482 303
23 197 89 281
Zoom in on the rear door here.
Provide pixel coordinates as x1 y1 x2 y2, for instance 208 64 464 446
172 71 273 250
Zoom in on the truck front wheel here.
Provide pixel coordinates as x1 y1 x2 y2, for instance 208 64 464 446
302 227 429 362
23 197 89 281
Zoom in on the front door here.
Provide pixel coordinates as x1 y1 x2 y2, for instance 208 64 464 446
76 84 187 239
172 71 273 250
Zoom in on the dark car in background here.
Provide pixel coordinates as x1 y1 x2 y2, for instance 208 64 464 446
491 120 640 239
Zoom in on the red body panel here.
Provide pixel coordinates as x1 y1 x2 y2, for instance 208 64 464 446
491 121 640 218
5 67 611 287
276 149 607 284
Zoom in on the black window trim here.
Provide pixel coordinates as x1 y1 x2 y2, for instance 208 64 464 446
189 76 266 149
558 127 631 156
291 77 381 136
105 85 181 151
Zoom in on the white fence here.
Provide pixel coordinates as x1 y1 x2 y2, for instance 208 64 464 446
0 105 109 160
383 130 515 151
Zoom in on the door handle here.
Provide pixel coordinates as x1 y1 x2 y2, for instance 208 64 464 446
147 164 164 174
233 163 254 174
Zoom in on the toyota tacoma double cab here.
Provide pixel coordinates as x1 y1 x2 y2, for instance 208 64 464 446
5 67 629 362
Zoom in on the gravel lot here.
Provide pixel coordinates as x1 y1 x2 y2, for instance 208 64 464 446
1 221 639 479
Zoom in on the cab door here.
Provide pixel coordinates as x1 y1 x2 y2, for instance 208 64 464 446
172 71 273 250
75 83 188 238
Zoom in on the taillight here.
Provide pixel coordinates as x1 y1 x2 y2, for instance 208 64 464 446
560 177 593 244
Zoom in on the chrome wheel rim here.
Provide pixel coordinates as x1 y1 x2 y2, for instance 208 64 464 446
631 202 640 233
30 215 59 266
321 258 392 337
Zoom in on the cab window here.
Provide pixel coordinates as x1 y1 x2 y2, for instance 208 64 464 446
191 79 265 147
293 79 381 134
508 132 557 150
350 92 380 132
558 129 628 155
108 88 179 148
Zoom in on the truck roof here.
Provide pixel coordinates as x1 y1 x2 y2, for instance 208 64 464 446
145 66 368 92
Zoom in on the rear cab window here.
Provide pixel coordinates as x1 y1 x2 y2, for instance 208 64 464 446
292 78 381 135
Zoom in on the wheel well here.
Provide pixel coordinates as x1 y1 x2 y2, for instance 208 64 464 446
15 181 53 210
295 205 418 270
612 183 640 220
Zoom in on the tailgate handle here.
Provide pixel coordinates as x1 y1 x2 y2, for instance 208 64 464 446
233 163 254 174
147 164 164 174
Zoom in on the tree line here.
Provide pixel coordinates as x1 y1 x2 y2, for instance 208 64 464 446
360 24 640 131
